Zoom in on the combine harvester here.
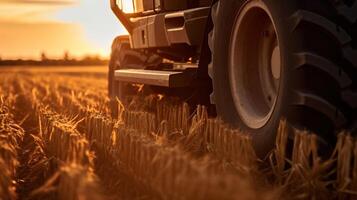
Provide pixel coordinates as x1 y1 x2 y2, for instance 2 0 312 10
108 0 357 157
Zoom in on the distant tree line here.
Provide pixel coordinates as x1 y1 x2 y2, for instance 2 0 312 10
0 51 109 66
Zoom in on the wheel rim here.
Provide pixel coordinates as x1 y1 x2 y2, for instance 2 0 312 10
229 1 281 129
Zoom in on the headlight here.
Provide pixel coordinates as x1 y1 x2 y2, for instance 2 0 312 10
116 0 134 13
117 0 161 14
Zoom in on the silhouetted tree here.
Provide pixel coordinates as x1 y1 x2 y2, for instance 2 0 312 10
64 51 70 61
41 51 48 61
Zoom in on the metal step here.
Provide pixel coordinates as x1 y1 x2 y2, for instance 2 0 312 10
114 69 196 88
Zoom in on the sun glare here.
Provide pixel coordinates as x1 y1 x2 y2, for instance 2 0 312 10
54 0 128 58
0 0 129 59
118 0 134 13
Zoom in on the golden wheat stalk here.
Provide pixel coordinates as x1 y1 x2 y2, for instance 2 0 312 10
0 95 25 200
83 109 276 200
3 73 356 200
27 106 103 200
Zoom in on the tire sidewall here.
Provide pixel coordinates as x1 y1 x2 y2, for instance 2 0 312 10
212 0 298 156
108 37 131 99
108 36 163 103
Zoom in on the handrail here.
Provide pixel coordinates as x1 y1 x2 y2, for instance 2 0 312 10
110 0 134 34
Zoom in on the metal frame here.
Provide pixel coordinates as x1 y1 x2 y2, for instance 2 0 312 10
114 68 196 87
110 0 134 33
110 0 205 34
110 0 210 59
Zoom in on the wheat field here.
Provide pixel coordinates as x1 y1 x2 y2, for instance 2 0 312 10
0 67 356 200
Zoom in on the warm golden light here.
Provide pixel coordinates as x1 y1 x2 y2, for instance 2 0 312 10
0 0 128 60
117 0 134 13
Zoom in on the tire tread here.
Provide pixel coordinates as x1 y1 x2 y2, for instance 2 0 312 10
336 0 357 23
291 91 347 126
293 52 352 88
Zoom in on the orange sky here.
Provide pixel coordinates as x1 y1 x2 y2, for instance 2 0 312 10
0 0 128 59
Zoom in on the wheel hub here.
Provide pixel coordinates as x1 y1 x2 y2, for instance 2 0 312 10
271 46 281 80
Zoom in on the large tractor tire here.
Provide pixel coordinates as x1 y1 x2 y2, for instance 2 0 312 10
108 35 162 116
208 0 357 157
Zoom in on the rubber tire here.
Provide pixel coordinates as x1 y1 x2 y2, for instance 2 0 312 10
108 35 162 116
209 0 357 157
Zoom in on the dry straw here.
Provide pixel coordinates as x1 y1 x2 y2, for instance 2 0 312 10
84 112 275 200
2 73 356 200
0 96 25 200
29 107 103 200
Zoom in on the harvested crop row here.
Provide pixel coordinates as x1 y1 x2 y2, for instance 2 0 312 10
30 107 103 200
68 91 259 173
67 83 357 199
36 75 110 115
1 75 104 200
1 74 121 199
47 78 274 199
268 123 357 199
62 89 259 173
2 72 357 200
84 111 275 200
0 96 25 200
117 95 357 199
47 79 266 199
0 74 52 199
113 102 357 199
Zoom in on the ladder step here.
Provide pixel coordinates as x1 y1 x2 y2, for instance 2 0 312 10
114 69 196 87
